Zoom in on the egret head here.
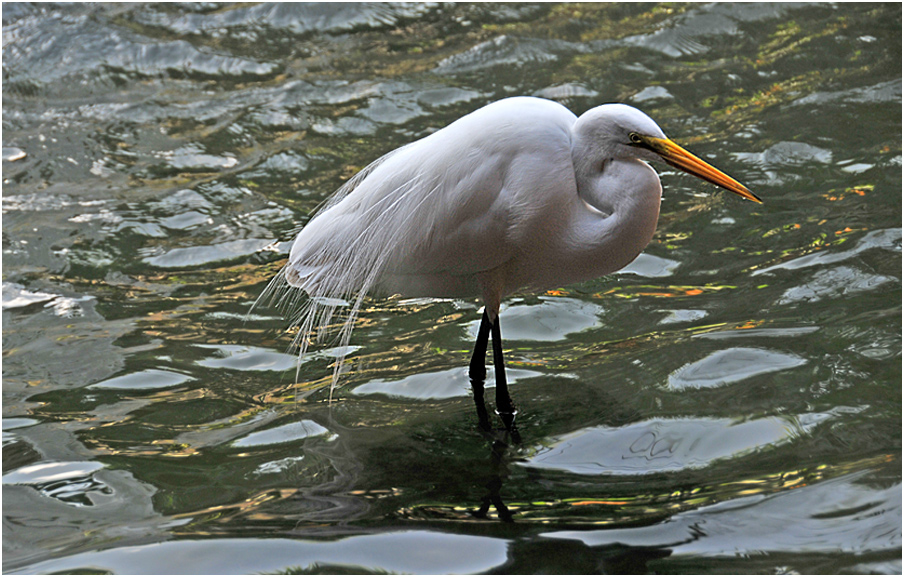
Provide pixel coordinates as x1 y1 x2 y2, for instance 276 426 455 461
574 104 667 160
575 104 761 203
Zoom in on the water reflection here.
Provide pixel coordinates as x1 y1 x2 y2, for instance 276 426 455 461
3 461 111 508
88 369 193 391
195 343 297 372
468 297 603 342
753 228 901 276
471 436 516 523
231 419 331 448
13 530 512 575
543 470 901 560
523 413 830 476
351 366 541 400
668 346 807 389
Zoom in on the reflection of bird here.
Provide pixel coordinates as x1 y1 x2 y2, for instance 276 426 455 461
262 97 759 421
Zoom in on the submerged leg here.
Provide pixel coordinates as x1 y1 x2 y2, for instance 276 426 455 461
470 378 492 433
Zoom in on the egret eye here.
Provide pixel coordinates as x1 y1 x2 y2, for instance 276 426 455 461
629 132 644 145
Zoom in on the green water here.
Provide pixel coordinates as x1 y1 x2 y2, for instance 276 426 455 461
3 3 901 574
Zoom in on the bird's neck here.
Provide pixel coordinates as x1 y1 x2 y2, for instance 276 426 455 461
564 155 662 281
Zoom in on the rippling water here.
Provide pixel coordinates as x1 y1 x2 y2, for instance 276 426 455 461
3 3 901 574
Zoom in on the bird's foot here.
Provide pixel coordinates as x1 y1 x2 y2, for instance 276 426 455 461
494 407 520 444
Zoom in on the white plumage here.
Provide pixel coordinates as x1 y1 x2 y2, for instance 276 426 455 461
261 96 759 404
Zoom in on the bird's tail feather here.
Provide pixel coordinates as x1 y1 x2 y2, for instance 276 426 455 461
259 171 442 398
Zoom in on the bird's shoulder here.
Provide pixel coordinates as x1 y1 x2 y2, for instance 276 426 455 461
445 97 577 144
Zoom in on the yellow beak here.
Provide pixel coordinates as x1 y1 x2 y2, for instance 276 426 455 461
644 136 762 203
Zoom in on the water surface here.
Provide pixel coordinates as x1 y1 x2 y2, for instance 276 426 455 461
3 3 901 574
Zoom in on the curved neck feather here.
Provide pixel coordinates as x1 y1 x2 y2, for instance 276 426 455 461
563 139 662 281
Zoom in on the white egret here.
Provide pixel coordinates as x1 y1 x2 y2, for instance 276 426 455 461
262 96 759 424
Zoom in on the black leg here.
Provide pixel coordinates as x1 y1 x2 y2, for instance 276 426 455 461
469 310 492 431
469 310 491 382
490 315 517 432
470 376 492 432
469 310 518 437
